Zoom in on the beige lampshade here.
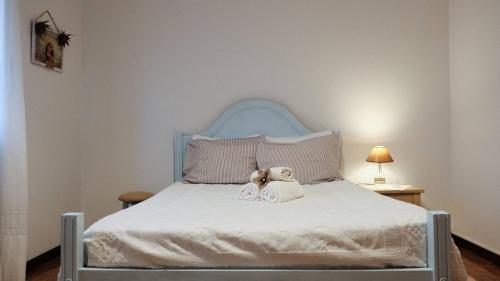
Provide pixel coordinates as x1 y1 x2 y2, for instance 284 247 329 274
366 146 394 163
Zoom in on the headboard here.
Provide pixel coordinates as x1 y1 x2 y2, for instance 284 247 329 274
174 99 315 181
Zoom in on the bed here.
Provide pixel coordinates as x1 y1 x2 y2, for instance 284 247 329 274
60 100 453 281
85 181 428 269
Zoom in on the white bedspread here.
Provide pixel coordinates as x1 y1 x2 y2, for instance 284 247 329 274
84 180 429 268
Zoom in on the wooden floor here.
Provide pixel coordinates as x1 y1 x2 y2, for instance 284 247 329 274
460 247 500 281
26 247 500 281
26 255 59 281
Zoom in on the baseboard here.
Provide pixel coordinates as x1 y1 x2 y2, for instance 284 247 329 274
453 234 500 266
26 246 60 273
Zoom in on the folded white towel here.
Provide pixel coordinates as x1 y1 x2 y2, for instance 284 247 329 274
260 180 304 203
239 183 260 201
269 167 295 181
250 167 295 183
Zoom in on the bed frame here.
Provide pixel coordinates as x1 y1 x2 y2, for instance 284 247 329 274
61 100 451 281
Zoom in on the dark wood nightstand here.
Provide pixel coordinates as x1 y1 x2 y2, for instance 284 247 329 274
359 184 424 206
118 191 155 209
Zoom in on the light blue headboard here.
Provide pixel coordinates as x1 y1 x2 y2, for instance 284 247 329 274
174 99 314 181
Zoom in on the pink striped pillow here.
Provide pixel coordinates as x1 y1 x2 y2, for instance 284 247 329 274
183 136 263 184
256 134 342 184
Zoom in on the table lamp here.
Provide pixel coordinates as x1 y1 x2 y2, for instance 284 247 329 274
366 146 394 184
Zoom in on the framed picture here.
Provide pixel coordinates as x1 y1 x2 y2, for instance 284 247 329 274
31 11 64 72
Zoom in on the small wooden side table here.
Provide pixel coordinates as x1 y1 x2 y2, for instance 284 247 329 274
118 191 155 209
359 184 424 206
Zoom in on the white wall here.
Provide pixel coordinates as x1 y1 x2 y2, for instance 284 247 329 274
19 0 83 259
449 0 500 254
81 0 451 225
18 0 500 259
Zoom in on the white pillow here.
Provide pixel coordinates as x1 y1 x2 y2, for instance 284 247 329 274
265 130 333 143
192 134 217 140
192 134 260 140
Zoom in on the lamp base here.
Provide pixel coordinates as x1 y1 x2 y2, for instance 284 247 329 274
374 177 386 184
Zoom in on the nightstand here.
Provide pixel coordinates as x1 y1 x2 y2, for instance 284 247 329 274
359 184 424 206
118 191 155 209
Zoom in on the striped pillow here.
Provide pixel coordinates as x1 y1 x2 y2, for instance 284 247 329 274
256 134 342 184
183 136 262 184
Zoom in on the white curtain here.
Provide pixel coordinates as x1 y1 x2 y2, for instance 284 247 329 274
0 0 29 280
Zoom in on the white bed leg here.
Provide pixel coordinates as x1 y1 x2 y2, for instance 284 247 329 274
427 211 451 281
61 212 84 281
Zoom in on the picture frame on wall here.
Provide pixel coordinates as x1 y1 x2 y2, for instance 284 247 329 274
30 11 63 72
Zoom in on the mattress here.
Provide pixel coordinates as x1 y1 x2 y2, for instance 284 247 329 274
84 180 428 269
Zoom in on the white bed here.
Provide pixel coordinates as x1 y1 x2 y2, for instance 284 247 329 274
85 180 428 269
60 100 463 281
